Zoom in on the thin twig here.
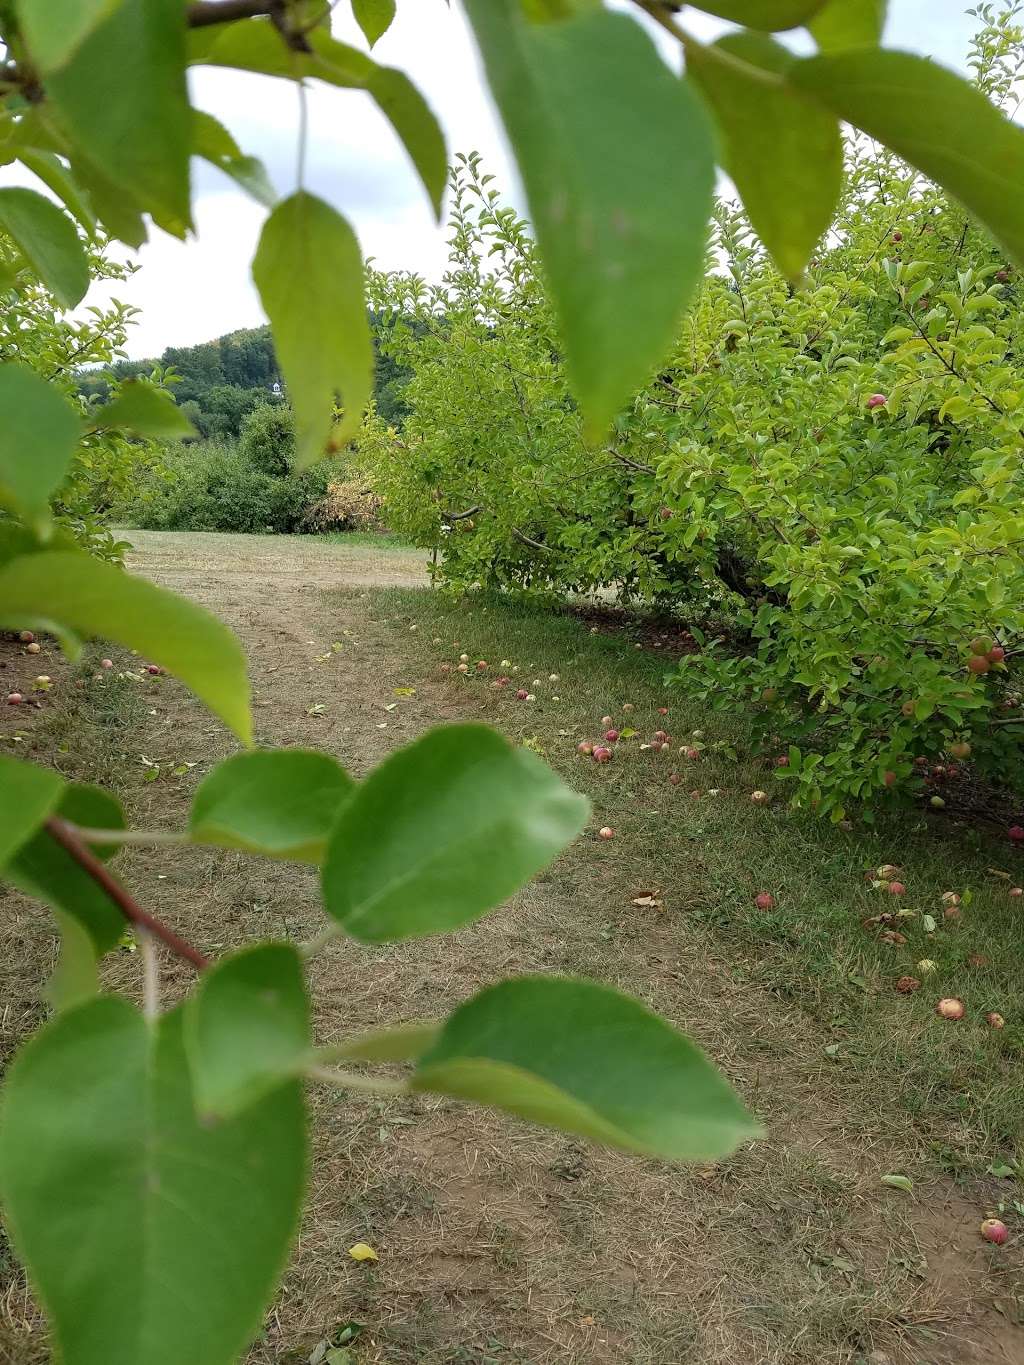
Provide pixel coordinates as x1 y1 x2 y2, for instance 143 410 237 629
44 818 209 971
71 827 188 847
139 929 160 1020
186 0 274 27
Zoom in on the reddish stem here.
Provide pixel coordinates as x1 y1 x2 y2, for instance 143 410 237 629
45 818 209 972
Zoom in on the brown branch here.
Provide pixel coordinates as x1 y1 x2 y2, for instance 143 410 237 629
186 0 274 26
512 528 552 553
440 505 481 521
605 446 655 475
45 818 209 971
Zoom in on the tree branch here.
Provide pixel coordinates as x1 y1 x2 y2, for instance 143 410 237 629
44 818 209 972
186 0 274 27
440 505 481 521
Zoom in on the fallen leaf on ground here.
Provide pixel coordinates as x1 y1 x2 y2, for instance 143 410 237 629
348 1242 378 1262
881 1174 913 1193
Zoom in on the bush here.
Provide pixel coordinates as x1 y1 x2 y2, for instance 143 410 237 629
240 403 295 476
124 439 329 535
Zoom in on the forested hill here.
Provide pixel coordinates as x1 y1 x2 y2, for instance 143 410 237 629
79 321 409 438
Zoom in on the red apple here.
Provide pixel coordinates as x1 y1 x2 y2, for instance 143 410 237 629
985 1011 1005 1029
754 892 774 911
988 646 1005 663
604 729 620 743
593 746 612 764
18 630 34 643
888 881 906 896
884 771 897 787
866 393 888 410
6 692 23 705
967 654 991 674
658 706 669 715
577 742 594 756
1009 825 1024 843
935 997 965 1020
515 688 529 700
599 827 614 840
980 1217 1009 1244
896 976 920 994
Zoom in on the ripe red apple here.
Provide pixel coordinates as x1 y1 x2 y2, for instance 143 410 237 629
599 827 614 840
968 654 991 674
866 393 888 410
653 730 668 743
6 691 23 704
1009 887 1023 898
935 997 965 1020
995 269 1011 284
980 1217 1009 1244
577 742 594 756
658 706 669 716
896 976 920 994
604 729 620 742
888 881 906 896
25 641 40 654
593 746 612 764
659 506 673 522
684 747 700 761
1009 825 1024 843
883 771 897 788
100 658 113 670
754 892 775 910
18 630 34 643
515 688 529 700
985 1011 1005 1029
892 230 903 242
476 660 488 671
969 636 992 656
775 754 789 767
943 905 962 921
987 646 1005 663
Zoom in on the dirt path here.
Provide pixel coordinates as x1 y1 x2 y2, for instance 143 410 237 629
4 531 1021 1365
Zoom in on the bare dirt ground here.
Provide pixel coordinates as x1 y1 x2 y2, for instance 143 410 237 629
2 531 1021 1365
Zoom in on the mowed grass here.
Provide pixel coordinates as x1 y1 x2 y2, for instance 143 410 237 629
371 587 1024 1180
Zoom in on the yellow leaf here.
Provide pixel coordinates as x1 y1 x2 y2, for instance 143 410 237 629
348 1242 378 1263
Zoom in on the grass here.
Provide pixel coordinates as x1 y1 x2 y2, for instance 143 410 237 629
370 587 1024 1179
312 530 416 550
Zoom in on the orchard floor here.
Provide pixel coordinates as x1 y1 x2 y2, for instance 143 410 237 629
2 529 1023 1365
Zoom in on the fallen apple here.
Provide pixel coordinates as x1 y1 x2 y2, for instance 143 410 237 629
604 729 620 742
750 790 769 805
935 997 965 1020
515 688 528 700
577 742 594 756
18 631 34 643
895 976 920 994
985 1011 1005 1029
6 692 23 704
593 746 612 764
25 641 40 655
599 827 614 840
754 892 774 911
980 1218 1008 1245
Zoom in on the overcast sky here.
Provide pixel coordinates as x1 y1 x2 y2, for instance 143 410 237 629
48 2 984 358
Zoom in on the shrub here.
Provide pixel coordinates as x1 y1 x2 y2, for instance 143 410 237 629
240 402 295 476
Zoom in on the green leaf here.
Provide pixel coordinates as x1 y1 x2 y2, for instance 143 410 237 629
462 2 715 437
689 0 825 30
0 755 63 866
66 147 148 248
352 0 396 47
0 550 252 742
6 783 126 953
252 191 373 465
45 911 99 1013
189 749 352 861
190 24 446 216
0 187 89 307
880 1172 914 1193
810 0 887 48
322 1020 441 1064
687 33 841 280
192 109 276 209
321 723 588 943
45 0 191 232
91 380 196 441
15 0 123 71
15 149 97 236
0 364 81 525
0 997 306 1365
791 51 1024 270
412 976 761 1160
185 943 310 1117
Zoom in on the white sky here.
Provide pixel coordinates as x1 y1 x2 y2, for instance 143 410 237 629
21 1 983 358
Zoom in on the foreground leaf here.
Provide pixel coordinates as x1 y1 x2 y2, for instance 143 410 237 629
0 364 81 525
321 1020 441 1064
185 943 310 1116
413 976 761 1159
689 0 825 30
14 149 97 236
15 0 123 71
190 749 352 861
810 0 887 48
190 23 445 215
0 187 89 307
322 724 588 943
0 755 63 866
91 379 196 440
463 2 714 437
46 0 191 232
0 997 306 1365
45 911 99 1013
792 50 1024 268
192 109 276 208
253 191 373 464
6 783 126 952
0 550 252 742
688 33 841 280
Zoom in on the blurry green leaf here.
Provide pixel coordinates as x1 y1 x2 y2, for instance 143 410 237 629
810 0 887 48
688 33 841 279
46 0 191 232
190 24 445 215
0 187 89 307
91 380 196 440
352 0 396 47
321 724 588 942
253 191 373 464
190 749 352 861
45 911 99 1013
185 943 310 1116
65 146 148 248
15 0 123 71
689 0 825 29
0 551 252 742
881 1173 913 1193
0 997 306 1365
322 1020 440 1064
463 2 714 437
413 976 761 1159
0 754 63 866
6 783 125 953
192 109 276 208
15 149 96 236
792 51 1024 269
